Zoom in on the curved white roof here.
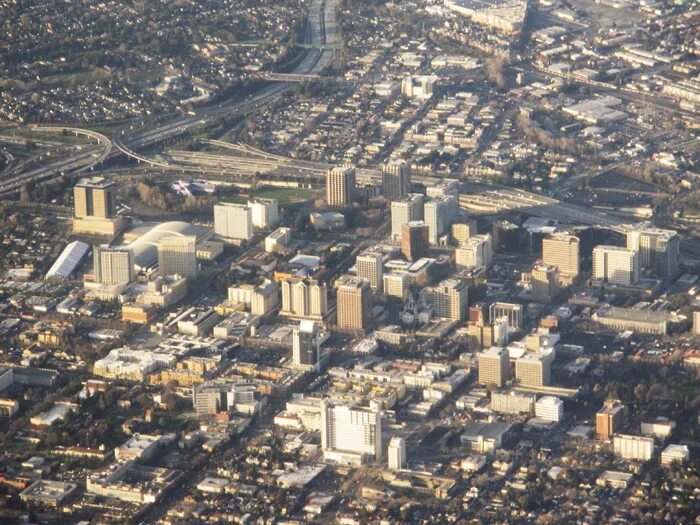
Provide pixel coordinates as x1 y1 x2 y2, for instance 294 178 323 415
127 221 201 270
46 241 91 280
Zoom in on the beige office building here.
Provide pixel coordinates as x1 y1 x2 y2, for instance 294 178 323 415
94 245 134 285
336 277 372 331
592 245 639 286
157 235 197 279
530 262 559 303
515 352 553 387
356 251 383 293
542 233 580 284
280 278 328 320
433 279 468 322
478 347 510 387
452 220 478 245
326 166 356 206
73 176 122 236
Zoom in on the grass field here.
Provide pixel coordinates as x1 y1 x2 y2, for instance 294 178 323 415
221 187 318 205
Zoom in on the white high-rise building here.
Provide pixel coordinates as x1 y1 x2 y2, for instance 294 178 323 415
492 316 508 347
535 396 563 422
93 245 134 285
157 235 197 279
292 321 322 371
383 272 409 300
356 251 383 293
248 198 279 229
455 234 493 269
433 279 468 322
214 203 253 241
626 223 679 278
593 245 639 285
391 194 423 240
387 436 406 470
424 196 456 245
326 166 356 206
321 401 382 465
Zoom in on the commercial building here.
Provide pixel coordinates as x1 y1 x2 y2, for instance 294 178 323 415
433 279 468 322
250 280 279 316
86 461 183 504
597 471 633 489
490 390 535 415
596 400 626 441
292 321 322 371
444 0 529 34
115 433 168 462
478 347 510 387
326 166 356 206
426 178 459 199
626 223 679 279
660 444 689 466
265 227 291 253
592 245 639 286
613 434 654 461
321 401 382 465
530 262 559 303
424 196 456 246
401 221 430 261
20 480 79 507
280 278 328 320
455 234 493 269
460 422 513 454
387 436 406 470
535 396 563 422
391 195 424 240
248 198 279 229
542 233 580 285
452 220 478 244
94 348 177 382
73 176 122 236
490 302 523 331
356 251 383 293
214 202 253 241
515 351 553 387
46 241 91 280
337 277 372 332
381 161 411 200
94 245 134 285
137 275 188 308
693 311 700 335
192 381 258 416
127 221 203 272
400 75 437 100
157 235 197 279
383 272 409 300
592 307 668 335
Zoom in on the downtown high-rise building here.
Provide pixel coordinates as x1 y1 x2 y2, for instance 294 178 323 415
455 234 493 269
542 233 580 284
292 320 322 371
401 221 429 262
94 245 134 285
157 235 197 279
73 176 122 236
530 262 560 303
280 277 328 320
424 196 456 245
321 401 382 465
336 276 372 332
356 250 383 293
626 223 679 279
433 279 468 322
214 202 253 241
391 194 424 240
381 161 411 201
592 245 639 286
326 166 356 206
478 346 510 387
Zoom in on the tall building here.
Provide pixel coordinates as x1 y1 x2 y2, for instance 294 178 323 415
542 233 580 284
596 400 626 441
247 198 279 229
321 401 382 465
535 396 563 423
94 245 134 285
530 262 560 303
401 221 429 262
336 277 372 331
381 161 411 200
452 220 478 244
468 302 488 325
433 279 468 322
391 194 423 240
424 196 456 245
492 221 521 252
292 321 322 371
73 177 122 236
592 245 639 286
693 311 700 336
515 351 553 387
478 347 510 387
157 235 197 279
627 223 679 279
214 203 253 241
356 251 383 293
326 166 356 206
387 436 406 470
383 272 409 300
490 302 523 331
455 234 493 269
250 280 278 316
280 278 328 320
192 381 256 416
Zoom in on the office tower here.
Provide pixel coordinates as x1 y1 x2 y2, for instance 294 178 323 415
433 279 468 322
455 234 493 269
356 251 383 293
280 278 328 320
326 166 356 206
694 311 700 335
535 396 563 423
424 196 456 245
321 401 382 464
478 347 510 387
469 302 487 325
596 400 626 441
247 198 279 229
337 277 372 331
214 202 253 241
542 233 580 285
388 436 406 470
251 280 278 316
592 245 639 285
492 221 521 252
515 352 553 387
452 220 478 245
530 262 560 303
192 381 256 416
381 161 411 200
157 235 197 279
426 178 459 199
401 221 430 262
490 302 523 331
391 194 424 240
626 223 679 278
292 321 322 371
94 245 134 285
492 317 508 347
468 323 496 350
73 177 122 236
383 272 409 300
